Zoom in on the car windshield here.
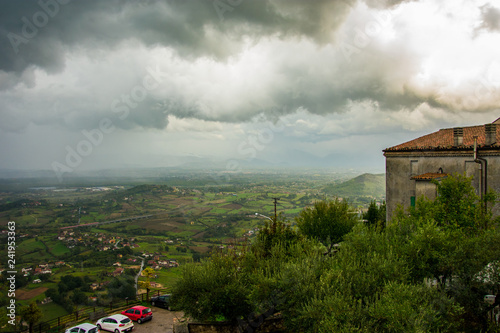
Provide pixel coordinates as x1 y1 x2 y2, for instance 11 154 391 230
120 318 131 324
88 329 98 333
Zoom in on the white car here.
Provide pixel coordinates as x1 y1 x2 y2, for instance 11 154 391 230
96 314 134 333
65 323 100 333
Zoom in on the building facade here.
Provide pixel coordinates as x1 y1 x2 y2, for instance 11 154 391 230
383 118 500 222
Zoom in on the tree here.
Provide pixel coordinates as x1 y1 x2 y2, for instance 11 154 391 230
19 302 42 333
45 288 62 304
296 198 358 253
108 275 137 300
363 200 386 228
172 248 252 323
408 173 496 231
71 289 87 306
391 173 500 331
254 213 301 258
138 267 155 301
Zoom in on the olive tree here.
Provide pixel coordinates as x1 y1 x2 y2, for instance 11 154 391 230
296 198 358 253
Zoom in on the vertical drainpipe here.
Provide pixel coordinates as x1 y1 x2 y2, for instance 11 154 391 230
473 136 488 215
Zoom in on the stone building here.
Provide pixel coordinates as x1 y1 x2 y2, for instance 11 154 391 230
383 118 500 222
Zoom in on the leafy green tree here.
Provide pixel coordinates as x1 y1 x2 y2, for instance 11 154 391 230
407 173 496 231
138 267 155 301
433 173 482 229
390 173 500 330
172 248 252 323
296 199 357 253
108 275 137 300
71 289 87 306
45 288 62 304
363 200 386 228
254 213 301 258
363 200 378 225
19 302 42 333
59 275 83 291
58 281 68 294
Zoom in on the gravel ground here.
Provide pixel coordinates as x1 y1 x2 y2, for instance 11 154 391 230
128 308 185 333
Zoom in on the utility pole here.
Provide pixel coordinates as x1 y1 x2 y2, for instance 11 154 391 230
272 197 280 222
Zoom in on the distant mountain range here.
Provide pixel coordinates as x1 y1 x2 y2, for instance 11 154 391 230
323 173 385 199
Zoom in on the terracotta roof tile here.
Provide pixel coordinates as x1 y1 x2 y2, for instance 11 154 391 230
410 172 448 180
385 123 500 151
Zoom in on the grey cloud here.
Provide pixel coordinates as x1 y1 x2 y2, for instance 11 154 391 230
477 4 500 32
0 0 358 75
1 0 497 134
1 0 421 76
363 0 417 9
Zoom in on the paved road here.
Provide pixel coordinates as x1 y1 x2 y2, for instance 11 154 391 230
127 308 184 333
134 257 145 291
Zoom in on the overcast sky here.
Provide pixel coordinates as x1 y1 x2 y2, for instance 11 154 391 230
1 0 500 178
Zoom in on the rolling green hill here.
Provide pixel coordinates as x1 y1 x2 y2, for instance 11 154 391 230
323 173 385 199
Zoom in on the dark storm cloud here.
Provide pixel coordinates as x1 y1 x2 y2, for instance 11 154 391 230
0 0 497 135
0 0 358 74
0 0 422 74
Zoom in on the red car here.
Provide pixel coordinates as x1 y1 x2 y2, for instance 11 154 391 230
121 306 153 324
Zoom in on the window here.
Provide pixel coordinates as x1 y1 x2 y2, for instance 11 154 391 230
410 196 416 207
410 160 418 175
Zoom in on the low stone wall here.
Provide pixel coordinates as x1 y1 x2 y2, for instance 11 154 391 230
187 322 237 333
173 315 285 333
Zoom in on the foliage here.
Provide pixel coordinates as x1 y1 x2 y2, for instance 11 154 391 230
296 198 357 253
363 200 386 228
58 275 83 293
171 248 252 322
19 302 42 333
408 173 497 232
107 275 137 300
138 267 155 290
253 213 301 258
70 289 87 305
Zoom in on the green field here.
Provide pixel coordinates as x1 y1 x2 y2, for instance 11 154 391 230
39 302 70 320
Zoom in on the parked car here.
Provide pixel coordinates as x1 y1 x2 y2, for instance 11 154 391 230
96 314 134 332
150 294 172 310
65 323 100 333
121 306 153 324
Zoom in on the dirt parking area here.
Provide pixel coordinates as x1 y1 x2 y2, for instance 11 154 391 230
130 308 184 333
